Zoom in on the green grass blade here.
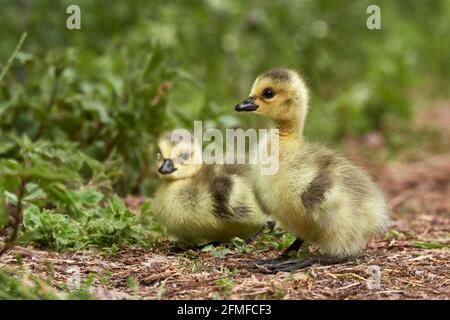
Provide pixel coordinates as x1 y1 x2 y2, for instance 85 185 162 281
0 32 28 83
412 241 450 249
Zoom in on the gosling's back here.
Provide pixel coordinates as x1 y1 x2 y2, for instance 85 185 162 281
154 164 267 245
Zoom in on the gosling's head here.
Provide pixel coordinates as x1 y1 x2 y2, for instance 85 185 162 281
156 131 201 180
235 68 309 124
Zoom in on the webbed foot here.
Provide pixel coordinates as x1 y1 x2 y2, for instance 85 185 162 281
244 238 304 267
265 255 348 273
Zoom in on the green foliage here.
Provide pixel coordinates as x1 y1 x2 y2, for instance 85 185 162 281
201 244 232 257
156 280 166 300
0 137 155 251
0 41 175 193
0 268 96 300
250 228 297 253
0 192 7 227
230 237 253 253
22 205 80 249
21 196 152 251
214 277 235 294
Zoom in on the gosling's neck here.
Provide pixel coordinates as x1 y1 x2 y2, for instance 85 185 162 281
161 175 191 184
275 119 304 144
274 97 308 144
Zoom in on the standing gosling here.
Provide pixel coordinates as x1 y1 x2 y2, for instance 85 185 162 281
153 132 268 246
235 68 389 271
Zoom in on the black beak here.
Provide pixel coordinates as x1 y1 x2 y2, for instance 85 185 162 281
158 159 177 175
234 96 259 112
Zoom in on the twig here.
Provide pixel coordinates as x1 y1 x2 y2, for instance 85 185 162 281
409 255 433 262
336 282 360 290
10 245 44 258
0 179 26 256
151 81 173 106
240 289 271 296
377 290 405 294
396 278 425 288
332 272 367 282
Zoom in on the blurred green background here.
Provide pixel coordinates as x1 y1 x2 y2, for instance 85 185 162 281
1 0 449 193
0 0 449 255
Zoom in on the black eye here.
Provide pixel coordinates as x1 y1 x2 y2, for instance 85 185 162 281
262 88 275 99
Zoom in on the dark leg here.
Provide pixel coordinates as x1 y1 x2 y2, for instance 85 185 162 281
245 225 266 244
265 220 276 233
281 238 304 256
172 241 221 252
265 255 349 273
245 221 277 244
245 238 304 266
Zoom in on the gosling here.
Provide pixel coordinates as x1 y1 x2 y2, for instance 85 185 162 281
235 68 390 271
153 131 269 247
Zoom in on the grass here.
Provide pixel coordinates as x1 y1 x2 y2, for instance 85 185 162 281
214 277 235 295
0 32 27 82
412 241 450 249
0 267 96 300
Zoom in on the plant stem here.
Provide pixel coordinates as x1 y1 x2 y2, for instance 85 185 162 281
0 32 28 83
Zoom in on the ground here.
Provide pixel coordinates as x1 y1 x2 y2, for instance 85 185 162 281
1 105 449 300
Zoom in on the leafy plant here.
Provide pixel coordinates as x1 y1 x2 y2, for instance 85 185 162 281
214 277 235 295
0 137 155 251
0 268 97 300
201 244 232 257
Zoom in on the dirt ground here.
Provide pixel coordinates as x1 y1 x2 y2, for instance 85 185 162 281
1 105 449 300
